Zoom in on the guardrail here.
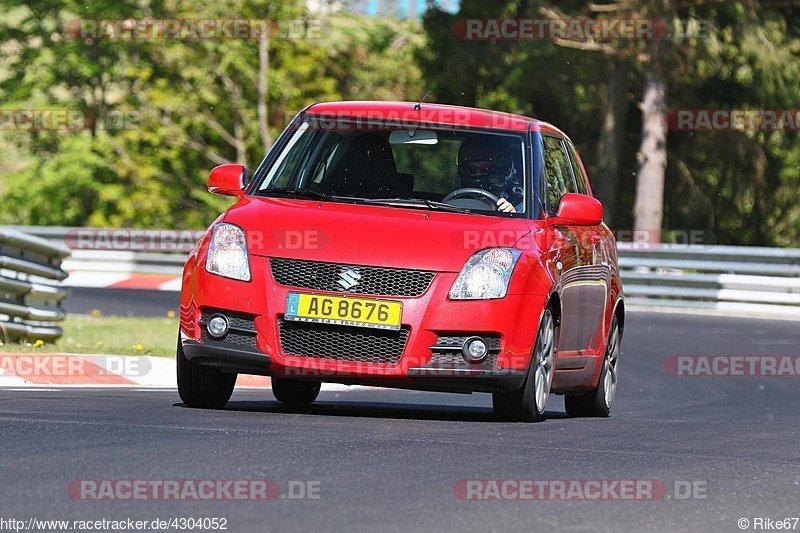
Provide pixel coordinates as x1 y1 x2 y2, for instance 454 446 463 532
5 226 800 318
0 229 70 342
62 250 186 277
617 244 800 317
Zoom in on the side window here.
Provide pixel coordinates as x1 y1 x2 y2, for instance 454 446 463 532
542 136 576 215
260 122 314 190
304 132 343 186
566 141 590 195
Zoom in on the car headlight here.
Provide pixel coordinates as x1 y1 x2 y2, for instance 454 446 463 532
205 223 251 281
449 248 522 300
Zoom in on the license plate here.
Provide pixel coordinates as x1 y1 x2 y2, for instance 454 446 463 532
285 293 403 330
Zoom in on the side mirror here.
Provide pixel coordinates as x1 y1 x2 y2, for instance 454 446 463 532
553 193 603 226
208 164 247 197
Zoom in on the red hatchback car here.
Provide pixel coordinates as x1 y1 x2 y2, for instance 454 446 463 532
178 101 624 422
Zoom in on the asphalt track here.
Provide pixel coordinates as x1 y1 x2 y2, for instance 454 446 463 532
2 305 799 531
64 288 180 317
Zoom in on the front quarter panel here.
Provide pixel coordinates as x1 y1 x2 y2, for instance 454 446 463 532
180 212 226 341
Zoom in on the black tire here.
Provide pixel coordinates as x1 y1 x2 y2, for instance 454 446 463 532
565 315 621 418
493 307 558 422
176 338 236 409
492 383 541 422
271 377 321 405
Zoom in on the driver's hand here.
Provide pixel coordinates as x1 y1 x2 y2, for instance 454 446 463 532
497 198 517 213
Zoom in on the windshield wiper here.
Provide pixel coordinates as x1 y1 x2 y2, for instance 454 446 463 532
260 191 480 214
420 199 475 214
261 188 337 202
358 198 473 214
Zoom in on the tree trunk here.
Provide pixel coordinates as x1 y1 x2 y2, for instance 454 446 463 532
593 58 628 225
632 69 667 241
258 33 272 154
229 81 247 167
234 119 246 168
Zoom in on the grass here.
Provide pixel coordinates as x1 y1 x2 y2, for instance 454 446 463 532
0 316 179 357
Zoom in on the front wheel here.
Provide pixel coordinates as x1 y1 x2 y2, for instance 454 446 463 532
271 377 321 405
493 307 557 422
565 315 621 418
176 338 236 409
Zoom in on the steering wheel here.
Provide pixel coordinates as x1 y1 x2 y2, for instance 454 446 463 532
442 188 500 208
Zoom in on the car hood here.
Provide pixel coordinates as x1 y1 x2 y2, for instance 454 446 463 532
223 197 532 273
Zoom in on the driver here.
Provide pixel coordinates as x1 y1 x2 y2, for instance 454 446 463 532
456 138 523 213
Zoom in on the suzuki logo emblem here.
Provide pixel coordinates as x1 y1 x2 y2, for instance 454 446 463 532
338 268 362 290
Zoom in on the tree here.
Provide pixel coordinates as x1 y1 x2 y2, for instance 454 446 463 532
0 0 427 228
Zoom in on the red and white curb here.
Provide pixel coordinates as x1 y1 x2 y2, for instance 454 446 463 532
63 272 181 291
0 353 369 390
60 250 183 291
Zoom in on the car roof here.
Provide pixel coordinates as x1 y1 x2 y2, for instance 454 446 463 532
305 101 566 136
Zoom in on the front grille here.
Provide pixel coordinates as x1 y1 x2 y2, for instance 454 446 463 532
224 315 258 332
428 352 499 369
278 318 409 365
269 258 435 297
200 309 259 352
202 331 258 350
433 335 502 352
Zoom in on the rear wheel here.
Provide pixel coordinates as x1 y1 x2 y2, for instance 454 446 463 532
565 315 621 417
271 377 321 405
176 338 236 409
493 307 557 422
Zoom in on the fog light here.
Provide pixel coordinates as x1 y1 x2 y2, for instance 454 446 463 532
207 314 229 339
463 337 488 363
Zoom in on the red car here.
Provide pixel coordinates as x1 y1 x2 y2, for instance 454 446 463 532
178 101 624 422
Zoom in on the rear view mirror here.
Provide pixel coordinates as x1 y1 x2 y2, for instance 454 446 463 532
389 130 438 145
208 164 247 197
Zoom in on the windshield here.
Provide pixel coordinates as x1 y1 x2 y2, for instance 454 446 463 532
254 118 528 216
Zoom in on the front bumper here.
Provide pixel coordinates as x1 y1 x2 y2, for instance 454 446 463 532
180 255 544 393
182 339 271 376
182 335 526 392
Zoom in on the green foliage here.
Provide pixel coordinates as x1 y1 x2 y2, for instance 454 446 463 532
0 0 427 228
1 315 179 357
0 135 110 226
420 0 800 246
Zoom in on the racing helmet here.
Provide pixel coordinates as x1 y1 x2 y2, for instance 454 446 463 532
457 138 518 195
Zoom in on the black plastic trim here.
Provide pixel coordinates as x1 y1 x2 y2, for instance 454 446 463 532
182 340 271 376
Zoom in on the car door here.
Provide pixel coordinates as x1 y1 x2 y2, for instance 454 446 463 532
564 139 614 354
540 136 606 363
